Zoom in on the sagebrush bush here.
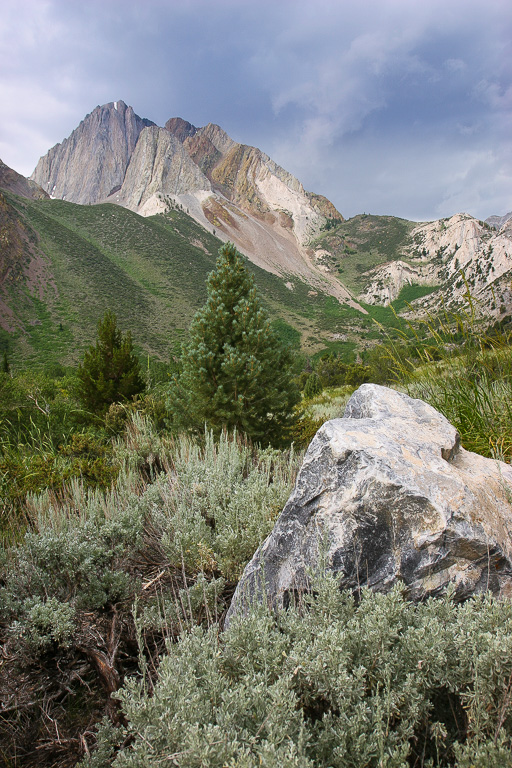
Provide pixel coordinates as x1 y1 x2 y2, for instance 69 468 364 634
0 478 145 655
97 574 512 767
146 429 300 581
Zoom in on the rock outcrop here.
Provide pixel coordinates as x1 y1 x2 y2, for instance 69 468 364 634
226 384 512 624
0 159 48 200
108 126 211 216
30 101 155 204
359 213 512 316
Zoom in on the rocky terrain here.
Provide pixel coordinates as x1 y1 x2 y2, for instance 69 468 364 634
486 211 512 229
314 212 512 318
31 102 352 304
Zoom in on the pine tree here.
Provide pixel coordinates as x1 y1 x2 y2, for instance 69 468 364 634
170 242 299 444
1 350 9 374
77 311 145 413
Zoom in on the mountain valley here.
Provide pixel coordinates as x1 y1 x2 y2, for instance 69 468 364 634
0 100 511 366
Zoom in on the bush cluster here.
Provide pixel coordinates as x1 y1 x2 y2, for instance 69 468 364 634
0 420 300 763
93 574 512 767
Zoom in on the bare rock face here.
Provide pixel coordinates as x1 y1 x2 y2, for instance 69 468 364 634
0 159 49 200
165 117 197 143
30 101 155 204
359 213 512 317
108 126 211 215
226 384 512 624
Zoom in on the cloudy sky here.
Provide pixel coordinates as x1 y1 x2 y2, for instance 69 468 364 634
1 0 511 221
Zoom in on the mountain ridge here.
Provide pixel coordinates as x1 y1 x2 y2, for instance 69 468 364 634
31 101 353 306
0 100 510 365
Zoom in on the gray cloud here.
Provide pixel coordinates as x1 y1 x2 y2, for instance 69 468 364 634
1 0 510 221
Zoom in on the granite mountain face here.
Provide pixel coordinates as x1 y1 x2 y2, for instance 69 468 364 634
31 102 155 205
30 101 512 321
31 101 352 304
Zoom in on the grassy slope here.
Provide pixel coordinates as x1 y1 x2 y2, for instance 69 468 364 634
0 196 337 365
313 213 418 294
2 196 426 367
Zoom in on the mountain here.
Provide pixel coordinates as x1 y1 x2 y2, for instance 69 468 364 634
0 159 48 200
1 101 510 366
31 101 354 306
486 212 512 230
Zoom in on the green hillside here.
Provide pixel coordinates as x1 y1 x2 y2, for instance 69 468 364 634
312 213 418 294
0 194 419 368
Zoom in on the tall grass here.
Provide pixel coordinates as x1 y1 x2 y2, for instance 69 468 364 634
382 297 512 460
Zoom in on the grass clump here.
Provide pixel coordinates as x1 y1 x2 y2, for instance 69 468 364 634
382 299 512 459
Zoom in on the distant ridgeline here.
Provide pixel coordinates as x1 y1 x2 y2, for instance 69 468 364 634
0 100 511 364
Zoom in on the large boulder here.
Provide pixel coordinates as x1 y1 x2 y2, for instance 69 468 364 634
226 384 512 624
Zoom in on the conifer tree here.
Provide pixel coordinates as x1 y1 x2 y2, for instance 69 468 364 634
170 242 299 444
77 311 145 413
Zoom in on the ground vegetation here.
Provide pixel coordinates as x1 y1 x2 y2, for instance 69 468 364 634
1 299 512 765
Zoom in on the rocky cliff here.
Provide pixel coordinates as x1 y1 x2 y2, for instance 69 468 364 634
31 101 155 204
109 126 212 216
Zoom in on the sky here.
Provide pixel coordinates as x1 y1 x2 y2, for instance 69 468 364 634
1 0 511 222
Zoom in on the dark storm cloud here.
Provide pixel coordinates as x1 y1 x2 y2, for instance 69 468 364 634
1 0 510 220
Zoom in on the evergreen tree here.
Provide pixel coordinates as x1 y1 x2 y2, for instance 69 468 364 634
304 371 323 399
170 242 299 444
77 311 145 413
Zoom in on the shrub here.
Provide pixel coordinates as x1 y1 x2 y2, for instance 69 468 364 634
99 574 512 767
303 372 323 399
146 430 300 581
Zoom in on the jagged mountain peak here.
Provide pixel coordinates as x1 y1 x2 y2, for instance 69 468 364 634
165 117 198 142
30 101 155 204
30 100 351 305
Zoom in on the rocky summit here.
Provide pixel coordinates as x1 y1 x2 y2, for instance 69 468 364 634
30 101 348 303
227 384 512 624
31 101 155 205
26 100 512 319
